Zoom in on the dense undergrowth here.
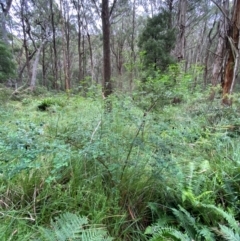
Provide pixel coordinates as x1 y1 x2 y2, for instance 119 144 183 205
1 73 240 240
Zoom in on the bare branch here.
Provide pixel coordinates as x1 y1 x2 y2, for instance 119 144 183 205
110 0 117 16
211 0 231 23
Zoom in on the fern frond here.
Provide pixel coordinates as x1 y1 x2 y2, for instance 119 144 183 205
81 228 113 241
40 212 113 241
172 206 197 238
51 212 88 241
216 224 240 241
149 226 191 241
200 204 240 232
198 226 215 241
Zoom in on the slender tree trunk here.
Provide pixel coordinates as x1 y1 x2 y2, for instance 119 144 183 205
76 0 83 82
204 15 218 88
65 3 71 90
20 0 31 84
42 43 46 87
102 0 112 98
50 0 59 90
222 0 240 105
60 0 70 90
130 0 136 92
30 40 47 91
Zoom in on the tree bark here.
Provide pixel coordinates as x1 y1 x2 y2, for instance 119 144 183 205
130 0 136 92
222 0 240 105
60 0 70 90
102 0 112 98
175 0 187 61
210 0 229 100
20 0 31 84
50 0 59 90
30 40 47 91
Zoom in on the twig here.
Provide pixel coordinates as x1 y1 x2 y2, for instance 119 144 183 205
90 120 101 143
0 212 35 221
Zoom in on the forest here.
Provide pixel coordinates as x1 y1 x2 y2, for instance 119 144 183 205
1 0 240 240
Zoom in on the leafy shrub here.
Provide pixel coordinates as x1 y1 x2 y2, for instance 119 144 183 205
37 97 65 111
0 85 12 103
0 40 16 82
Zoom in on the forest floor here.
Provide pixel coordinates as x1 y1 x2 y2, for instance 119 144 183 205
1 91 240 241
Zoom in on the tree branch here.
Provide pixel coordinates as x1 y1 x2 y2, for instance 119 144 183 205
110 0 118 16
210 0 231 23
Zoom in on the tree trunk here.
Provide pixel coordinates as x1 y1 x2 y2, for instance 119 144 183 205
75 0 83 83
20 0 31 84
30 40 47 91
210 0 229 100
130 0 136 92
175 0 187 61
102 0 112 98
222 0 240 105
50 0 59 90
42 43 46 87
60 0 70 90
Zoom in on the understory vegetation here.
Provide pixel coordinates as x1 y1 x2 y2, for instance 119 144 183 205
1 68 240 241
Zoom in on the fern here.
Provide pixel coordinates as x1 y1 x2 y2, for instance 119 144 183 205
172 205 216 241
172 205 197 238
214 224 240 241
200 204 240 232
81 228 113 241
40 212 113 241
198 226 215 241
147 226 191 241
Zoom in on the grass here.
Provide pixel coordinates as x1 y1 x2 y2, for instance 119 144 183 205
1 90 240 240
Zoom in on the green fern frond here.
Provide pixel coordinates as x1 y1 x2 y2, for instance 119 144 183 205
198 226 215 241
50 212 88 241
40 212 113 241
81 228 113 241
149 226 191 241
200 204 239 232
216 224 240 241
172 205 197 238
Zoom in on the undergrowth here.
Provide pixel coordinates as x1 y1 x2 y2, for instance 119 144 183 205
1 79 240 240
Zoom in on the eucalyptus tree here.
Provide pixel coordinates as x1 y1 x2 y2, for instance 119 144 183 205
91 0 121 98
27 0 54 90
17 0 36 84
49 0 59 89
72 0 85 84
59 0 72 90
210 0 229 99
174 0 186 61
110 1 131 76
221 0 240 105
101 0 113 98
11 0 52 87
